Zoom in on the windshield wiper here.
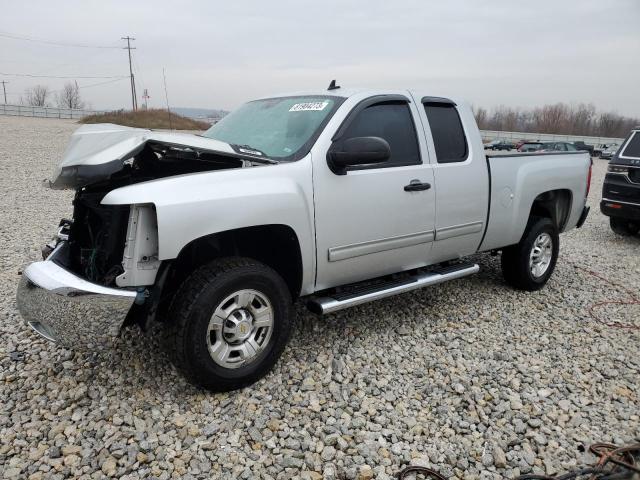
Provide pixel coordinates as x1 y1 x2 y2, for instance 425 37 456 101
232 144 277 164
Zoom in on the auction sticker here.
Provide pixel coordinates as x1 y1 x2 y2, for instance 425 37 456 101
289 101 328 112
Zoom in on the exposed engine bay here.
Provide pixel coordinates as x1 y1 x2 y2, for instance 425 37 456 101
50 140 253 287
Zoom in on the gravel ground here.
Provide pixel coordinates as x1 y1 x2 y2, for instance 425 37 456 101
1 116 639 480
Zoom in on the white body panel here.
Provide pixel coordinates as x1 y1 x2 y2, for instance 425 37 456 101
102 158 318 295
410 92 490 263
480 152 590 251
55 123 235 169
311 91 436 290
61 88 591 296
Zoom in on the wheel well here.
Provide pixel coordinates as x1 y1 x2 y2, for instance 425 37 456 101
163 225 303 301
529 189 572 231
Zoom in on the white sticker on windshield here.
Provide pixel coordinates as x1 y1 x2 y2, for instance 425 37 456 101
289 101 329 112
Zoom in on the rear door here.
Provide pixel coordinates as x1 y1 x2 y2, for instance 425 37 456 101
312 94 436 290
411 95 489 263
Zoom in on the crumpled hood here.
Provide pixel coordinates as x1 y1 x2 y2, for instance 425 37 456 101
50 123 237 189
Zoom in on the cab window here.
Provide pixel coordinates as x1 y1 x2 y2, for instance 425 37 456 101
423 102 468 163
340 101 421 168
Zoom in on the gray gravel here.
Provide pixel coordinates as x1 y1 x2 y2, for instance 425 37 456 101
1 116 639 479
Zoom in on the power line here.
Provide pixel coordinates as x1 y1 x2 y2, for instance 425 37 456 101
76 77 129 90
0 71 128 79
0 31 120 49
2 77 128 99
49 77 129 94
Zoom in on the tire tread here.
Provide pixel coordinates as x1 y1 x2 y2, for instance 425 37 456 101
163 257 291 391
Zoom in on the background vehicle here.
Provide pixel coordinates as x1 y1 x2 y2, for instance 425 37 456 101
515 140 527 150
518 142 544 152
599 144 618 160
539 141 578 152
593 143 616 157
574 141 594 156
601 128 640 235
484 139 514 150
17 88 592 391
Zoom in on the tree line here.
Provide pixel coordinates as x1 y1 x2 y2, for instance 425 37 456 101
474 103 639 138
21 82 85 109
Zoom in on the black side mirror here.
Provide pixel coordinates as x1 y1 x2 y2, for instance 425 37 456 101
327 136 391 175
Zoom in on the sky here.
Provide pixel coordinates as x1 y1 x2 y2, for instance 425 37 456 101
1 0 639 116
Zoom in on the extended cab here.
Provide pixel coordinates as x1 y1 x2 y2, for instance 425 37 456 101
17 87 592 390
601 127 640 235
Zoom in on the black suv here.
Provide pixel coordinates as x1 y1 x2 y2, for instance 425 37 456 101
601 127 640 235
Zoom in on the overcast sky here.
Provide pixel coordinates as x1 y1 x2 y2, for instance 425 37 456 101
2 0 639 116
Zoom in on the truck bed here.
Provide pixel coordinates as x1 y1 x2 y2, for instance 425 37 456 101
479 151 591 252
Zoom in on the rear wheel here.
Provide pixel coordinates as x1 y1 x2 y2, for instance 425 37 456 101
609 217 640 236
501 217 559 291
163 257 293 391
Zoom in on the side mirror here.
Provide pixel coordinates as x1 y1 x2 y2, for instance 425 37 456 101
327 136 391 175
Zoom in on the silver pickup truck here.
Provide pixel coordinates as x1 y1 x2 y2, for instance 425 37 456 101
17 87 592 391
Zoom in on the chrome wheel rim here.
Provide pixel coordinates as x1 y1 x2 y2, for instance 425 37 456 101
207 289 274 369
529 233 553 278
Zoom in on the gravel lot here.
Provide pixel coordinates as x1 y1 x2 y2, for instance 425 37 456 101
1 116 638 480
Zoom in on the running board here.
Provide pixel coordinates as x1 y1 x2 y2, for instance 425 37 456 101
307 263 479 315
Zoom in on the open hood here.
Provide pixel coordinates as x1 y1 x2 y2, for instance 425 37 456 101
49 123 242 189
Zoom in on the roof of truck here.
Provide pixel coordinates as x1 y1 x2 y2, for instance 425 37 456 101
254 87 464 104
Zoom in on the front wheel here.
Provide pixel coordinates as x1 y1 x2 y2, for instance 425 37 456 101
501 217 559 291
609 217 640 236
163 257 293 392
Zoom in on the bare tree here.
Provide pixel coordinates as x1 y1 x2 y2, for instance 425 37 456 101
22 85 50 107
474 101 639 138
472 106 488 129
56 82 85 109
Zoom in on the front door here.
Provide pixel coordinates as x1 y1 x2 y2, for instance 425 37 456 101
312 96 436 290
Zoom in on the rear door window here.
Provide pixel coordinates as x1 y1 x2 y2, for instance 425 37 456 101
423 102 468 163
622 132 640 158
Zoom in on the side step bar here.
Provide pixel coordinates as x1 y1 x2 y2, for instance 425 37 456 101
307 262 479 315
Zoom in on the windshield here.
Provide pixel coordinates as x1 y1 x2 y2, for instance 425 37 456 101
203 96 344 160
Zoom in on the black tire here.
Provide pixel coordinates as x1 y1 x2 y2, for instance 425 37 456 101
609 217 640 236
501 217 559 291
163 257 293 392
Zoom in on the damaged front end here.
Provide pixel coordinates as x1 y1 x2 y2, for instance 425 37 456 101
18 123 262 348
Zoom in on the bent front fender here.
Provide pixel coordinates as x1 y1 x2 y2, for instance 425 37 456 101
101 158 316 294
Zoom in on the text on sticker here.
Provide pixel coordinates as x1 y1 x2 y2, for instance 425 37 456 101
289 102 328 112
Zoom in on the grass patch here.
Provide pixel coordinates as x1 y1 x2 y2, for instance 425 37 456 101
79 109 211 130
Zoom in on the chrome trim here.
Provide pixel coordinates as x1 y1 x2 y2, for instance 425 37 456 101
17 255 136 348
310 264 479 314
602 198 640 207
56 225 69 242
606 171 640 185
608 164 640 169
619 131 640 161
328 230 434 262
435 221 483 241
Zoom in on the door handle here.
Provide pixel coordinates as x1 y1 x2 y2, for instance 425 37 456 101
404 179 431 192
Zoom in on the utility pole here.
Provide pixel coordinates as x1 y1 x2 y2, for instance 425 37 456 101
1 80 8 104
163 68 172 130
121 36 137 111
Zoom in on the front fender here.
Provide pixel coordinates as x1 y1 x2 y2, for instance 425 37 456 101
101 158 316 293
